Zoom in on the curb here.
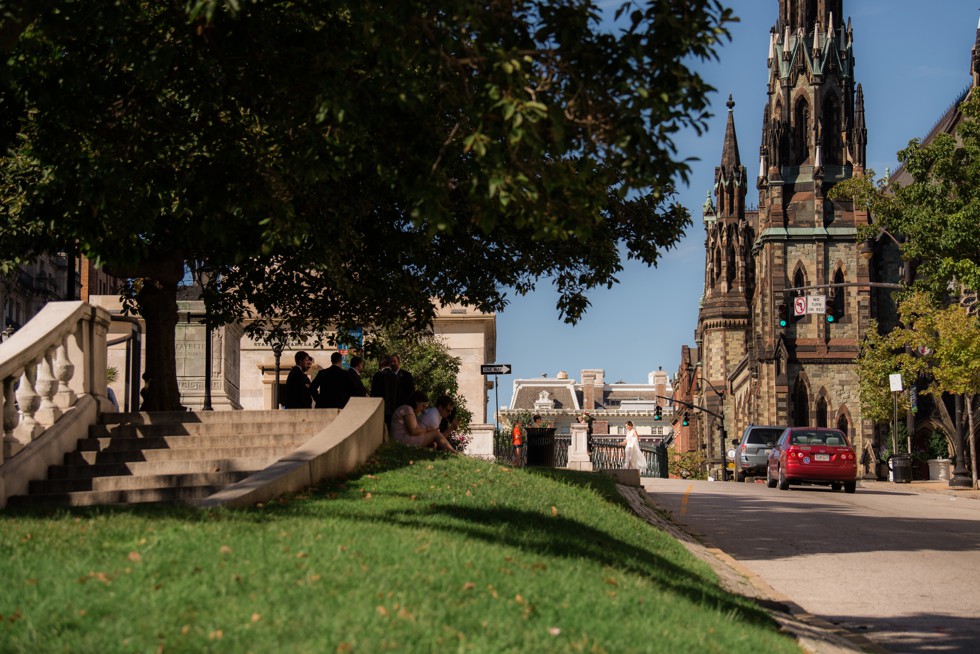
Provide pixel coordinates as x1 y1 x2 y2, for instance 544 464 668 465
618 484 889 654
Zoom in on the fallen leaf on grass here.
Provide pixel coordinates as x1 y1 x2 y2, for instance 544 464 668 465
180 625 190 636
296 552 308 558
515 594 526 605
219 545 233 555
128 551 142 563
548 627 561 636
251 613 261 623
462 582 476 591
363 493 372 500
604 577 618 586
551 506 558 516
208 630 223 640
376 605 389 617
337 643 353 653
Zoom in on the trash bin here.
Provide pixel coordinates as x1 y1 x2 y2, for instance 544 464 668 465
525 427 557 467
889 453 913 483
876 460 890 481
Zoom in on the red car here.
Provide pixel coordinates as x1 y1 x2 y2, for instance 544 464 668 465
766 427 858 493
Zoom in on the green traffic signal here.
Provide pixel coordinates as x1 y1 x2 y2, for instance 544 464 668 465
682 412 690 427
826 314 836 323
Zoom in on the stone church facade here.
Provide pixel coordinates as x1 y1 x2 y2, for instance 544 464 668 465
690 0 889 471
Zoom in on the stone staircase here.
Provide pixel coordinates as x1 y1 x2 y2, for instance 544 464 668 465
6 409 335 508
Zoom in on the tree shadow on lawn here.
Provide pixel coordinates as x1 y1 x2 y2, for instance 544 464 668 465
298 500 776 628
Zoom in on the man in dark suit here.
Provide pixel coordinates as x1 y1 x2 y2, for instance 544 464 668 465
282 351 314 409
310 352 351 409
370 354 399 426
390 353 416 409
347 355 368 399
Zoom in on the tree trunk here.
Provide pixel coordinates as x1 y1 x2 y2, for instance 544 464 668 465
137 265 185 412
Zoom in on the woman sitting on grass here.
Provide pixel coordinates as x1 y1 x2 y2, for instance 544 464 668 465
390 391 457 452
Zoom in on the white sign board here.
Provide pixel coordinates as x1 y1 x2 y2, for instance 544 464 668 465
889 373 904 392
793 296 807 316
806 295 826 314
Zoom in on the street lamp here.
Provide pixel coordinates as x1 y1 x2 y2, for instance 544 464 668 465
687 364 727 477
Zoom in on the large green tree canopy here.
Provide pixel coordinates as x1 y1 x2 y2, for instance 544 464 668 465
1 0 733 409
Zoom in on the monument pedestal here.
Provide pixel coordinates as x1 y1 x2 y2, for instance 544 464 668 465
176 301 243 410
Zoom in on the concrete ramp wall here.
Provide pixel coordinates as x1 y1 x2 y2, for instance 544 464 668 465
196 397 384 508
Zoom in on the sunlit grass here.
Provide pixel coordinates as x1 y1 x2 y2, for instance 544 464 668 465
0 442 801 653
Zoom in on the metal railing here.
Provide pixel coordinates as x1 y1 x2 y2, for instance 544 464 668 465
493 432 668 477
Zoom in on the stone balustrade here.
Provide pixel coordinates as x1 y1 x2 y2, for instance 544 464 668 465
0 302 111 505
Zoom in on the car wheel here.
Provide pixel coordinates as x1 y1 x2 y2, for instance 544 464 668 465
766 465 777 488
777 466 790 491
831 482 842 492
844 481 856 494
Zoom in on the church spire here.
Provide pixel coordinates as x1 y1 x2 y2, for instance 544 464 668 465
714 95 745 222
720 95 741 170
778 0 842 33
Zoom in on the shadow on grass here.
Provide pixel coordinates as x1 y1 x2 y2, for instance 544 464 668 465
0 444 773 628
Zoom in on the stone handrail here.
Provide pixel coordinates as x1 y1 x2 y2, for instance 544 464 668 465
1 301 111 504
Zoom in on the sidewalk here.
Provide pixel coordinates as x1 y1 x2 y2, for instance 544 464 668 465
859 477 980 500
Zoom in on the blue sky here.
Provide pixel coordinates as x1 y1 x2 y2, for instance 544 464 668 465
493 1 977 409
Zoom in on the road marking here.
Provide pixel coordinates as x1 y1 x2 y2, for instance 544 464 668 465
680 483 694 517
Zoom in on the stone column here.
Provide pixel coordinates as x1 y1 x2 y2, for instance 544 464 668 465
566 422 593 471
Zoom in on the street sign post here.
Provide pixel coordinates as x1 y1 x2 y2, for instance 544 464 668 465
481 364 512 427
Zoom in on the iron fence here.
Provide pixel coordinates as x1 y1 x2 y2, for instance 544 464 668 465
492 432 667 478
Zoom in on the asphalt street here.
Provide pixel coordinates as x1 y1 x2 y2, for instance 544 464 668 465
640 478 980 654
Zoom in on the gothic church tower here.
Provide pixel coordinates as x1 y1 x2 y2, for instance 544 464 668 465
749 0 872 445
694 0 880 471
696 96 753 464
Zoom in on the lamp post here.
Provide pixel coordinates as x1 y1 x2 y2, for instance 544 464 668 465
687 364 727 478
272 341 284 409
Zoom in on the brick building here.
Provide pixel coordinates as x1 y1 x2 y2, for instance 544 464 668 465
686 0 899 472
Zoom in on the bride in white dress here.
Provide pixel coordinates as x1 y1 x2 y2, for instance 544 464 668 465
619 420 647 471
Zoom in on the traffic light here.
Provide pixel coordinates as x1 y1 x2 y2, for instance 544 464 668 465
654 405 662 421
827 294 844 323
682 412 690 427
777 302 789 329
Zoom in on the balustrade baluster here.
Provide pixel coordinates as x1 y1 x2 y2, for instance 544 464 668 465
54 336 77 409
2 375 19 461
14 364 43 443
34 349 61 426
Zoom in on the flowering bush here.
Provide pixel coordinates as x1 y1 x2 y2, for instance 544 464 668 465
447 429 471 452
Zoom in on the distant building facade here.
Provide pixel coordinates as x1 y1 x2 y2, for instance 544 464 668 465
498 368 675 439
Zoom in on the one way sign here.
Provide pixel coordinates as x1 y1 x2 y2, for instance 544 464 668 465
481 363 512 375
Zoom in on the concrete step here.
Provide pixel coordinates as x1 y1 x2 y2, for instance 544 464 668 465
99 409 335 427
29 470 254 495
64 445 296 466
89 420 324 439
47 456 282 479
7 484 224 508
75 433 312 453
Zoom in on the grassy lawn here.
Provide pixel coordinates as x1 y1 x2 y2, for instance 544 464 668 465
0 443 801 654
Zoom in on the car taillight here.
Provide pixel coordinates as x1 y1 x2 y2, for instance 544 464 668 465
740 443 747 452
839 450 855 461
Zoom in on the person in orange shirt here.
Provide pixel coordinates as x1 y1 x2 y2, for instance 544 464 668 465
512 421 524 467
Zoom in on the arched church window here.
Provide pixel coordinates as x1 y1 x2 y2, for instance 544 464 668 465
793 267 806 293
832 268 845 321
714 247 722 285
821 95 841 166
836 413 849 438
726 242 737 288
793 98 810 166
816 397 828 428
793 378 810 427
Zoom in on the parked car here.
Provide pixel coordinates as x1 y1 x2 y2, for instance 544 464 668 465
732 425 786 481
766 427 858 493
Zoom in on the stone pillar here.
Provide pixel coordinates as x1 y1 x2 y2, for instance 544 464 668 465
566 423 593 471
464 423 495 461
